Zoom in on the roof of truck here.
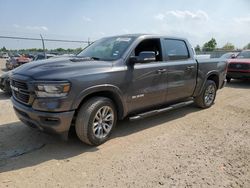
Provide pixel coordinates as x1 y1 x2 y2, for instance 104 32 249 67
110 34 188 41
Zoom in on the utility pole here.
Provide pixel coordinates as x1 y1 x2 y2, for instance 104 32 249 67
88 37 90 46
40 34 46 59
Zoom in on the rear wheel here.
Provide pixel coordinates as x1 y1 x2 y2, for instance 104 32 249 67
195 80 217 108
75 97 117 145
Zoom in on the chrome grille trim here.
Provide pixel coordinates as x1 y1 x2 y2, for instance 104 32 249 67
10 79 30 104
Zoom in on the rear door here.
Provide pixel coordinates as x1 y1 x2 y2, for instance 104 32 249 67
162 39 197 102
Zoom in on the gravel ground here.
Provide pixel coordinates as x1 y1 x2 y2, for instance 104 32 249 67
0 58 249 187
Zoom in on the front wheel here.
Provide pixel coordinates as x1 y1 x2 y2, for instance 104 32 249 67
195 80 217 109
75 97 117 146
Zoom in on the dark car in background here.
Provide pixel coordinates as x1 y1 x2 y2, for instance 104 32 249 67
11 53 21 60
5 53 57 70
6 57 19 70
34 53 56 61
0 71 11 94
226 50 250 82
5 53 20 70
1 53 57 93
6 54 33 70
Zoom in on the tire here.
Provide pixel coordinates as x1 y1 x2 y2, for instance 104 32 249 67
75 97 117 146
195 80 217 109
226 77 231 83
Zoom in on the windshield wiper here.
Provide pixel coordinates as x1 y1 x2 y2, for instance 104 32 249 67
70 56 100 62
90 56 100 60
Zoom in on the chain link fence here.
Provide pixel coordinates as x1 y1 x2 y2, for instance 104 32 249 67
0 33 93 56
196 50 241 58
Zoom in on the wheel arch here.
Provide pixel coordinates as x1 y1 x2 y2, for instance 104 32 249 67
207 73 219 89
72 85 127 120
195 71 219 97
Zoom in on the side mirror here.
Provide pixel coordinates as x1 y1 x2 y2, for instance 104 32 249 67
138 51 156 62
231 54 236 59
129 56 138 64
129 51 156 64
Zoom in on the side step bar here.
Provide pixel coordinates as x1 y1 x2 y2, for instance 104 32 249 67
129 100 194 121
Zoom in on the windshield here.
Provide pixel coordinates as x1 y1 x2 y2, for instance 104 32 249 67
77 36 135 61
236 51 250 59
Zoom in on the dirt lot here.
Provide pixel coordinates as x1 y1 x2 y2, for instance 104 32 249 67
0 58 249 187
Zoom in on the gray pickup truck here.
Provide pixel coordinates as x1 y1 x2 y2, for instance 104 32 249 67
9 34 227 145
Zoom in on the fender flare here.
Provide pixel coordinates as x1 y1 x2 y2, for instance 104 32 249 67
71 84 127 119
195 70 219 97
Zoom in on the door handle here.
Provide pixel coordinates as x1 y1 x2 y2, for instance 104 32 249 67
157 69 167 74
186 66 195 70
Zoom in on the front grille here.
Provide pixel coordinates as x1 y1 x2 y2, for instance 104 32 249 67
11 80 28 90
14 90 30 103
11 79 30 104
228 63 250 70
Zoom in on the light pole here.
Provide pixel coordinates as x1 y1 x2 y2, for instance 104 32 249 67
40 34 46 59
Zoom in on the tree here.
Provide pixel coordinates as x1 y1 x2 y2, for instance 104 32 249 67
55 48 65 52
244 43 250 49
6 47 84 55
222 43 235 51
1 46 7 52
194 45 201 52
202 38 217 51
75 47 83 53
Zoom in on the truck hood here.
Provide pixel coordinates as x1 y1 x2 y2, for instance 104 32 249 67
11 57 113 80
228 58 250 64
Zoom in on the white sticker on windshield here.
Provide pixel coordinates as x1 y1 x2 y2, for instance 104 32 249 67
116 37 131 42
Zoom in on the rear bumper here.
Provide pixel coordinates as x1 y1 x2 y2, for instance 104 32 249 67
11 97 75 136
227 71 250 79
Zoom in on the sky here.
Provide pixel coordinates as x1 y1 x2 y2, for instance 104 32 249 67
0 0 250 49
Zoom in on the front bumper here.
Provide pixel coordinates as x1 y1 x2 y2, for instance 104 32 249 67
227 71 250 79
11 97 75 136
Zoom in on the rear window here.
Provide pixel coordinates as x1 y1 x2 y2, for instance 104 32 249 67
164 39 189 60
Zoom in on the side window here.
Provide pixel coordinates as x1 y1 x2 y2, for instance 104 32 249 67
164 39 189 60
133 39 163 62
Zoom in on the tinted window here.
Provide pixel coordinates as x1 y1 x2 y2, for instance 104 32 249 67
134 39 163 62
164 39 189 60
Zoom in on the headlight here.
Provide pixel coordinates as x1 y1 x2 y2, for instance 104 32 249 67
35 82 70 97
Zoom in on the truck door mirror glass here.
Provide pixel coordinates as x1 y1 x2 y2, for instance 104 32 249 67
138 51 156 62
129 51 156 64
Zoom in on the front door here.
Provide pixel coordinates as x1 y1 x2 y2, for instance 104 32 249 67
125 38 168 112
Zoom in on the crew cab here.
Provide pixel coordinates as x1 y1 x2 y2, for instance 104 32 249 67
9 34 227 145
226 50 250 82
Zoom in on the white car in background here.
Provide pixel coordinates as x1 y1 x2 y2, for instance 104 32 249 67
1 52 10 60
